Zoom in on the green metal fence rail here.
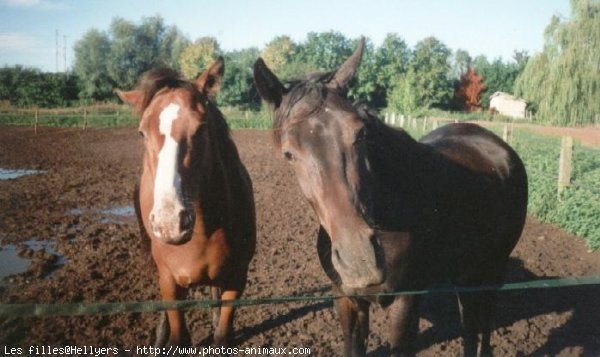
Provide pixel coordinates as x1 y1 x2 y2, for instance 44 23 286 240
1 275 599 318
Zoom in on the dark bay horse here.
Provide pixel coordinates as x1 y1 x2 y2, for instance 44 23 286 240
254 40 528 356
117 58 256 347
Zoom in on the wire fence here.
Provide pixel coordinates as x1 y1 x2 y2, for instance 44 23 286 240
1 275 600 318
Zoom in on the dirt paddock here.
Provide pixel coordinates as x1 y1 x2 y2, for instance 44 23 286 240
0 126 599 356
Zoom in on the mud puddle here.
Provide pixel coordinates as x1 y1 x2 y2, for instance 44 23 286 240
0 168 46 180
0 239 65 286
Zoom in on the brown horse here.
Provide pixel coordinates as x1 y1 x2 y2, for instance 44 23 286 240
254 40 528 356
117 58 256 347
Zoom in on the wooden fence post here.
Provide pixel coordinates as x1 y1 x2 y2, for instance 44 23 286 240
34 109 38 135
83 108 88 130
502 124 509 142
557 136 573 200
422 117 428 131
432 119 438 130
391 113 397 126
384 112 389 124
400 115 405 128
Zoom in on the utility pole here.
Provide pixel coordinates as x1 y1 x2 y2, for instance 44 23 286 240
63 35 67 73
55 29 59 72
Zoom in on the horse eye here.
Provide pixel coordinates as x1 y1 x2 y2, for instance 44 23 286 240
283 151 295 162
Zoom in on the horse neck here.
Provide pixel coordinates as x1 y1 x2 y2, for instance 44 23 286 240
364 121 434 229
194 105 238 226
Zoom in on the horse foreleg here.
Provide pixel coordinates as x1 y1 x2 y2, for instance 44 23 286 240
211 286 221 329
158 272 190 347
213 289 240 347
333 287 370 357
154 312 169 348
456 291 495 357
388 295 419 356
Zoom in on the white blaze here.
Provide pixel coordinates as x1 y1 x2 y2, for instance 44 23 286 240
152 103 184 230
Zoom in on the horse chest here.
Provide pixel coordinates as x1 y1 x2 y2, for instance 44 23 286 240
153 228 232 287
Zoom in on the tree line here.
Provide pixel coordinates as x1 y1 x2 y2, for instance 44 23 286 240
1 0 597 125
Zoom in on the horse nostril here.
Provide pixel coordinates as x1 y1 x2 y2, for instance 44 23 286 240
149 213 156 226
333 248 350 270
179 211 193 231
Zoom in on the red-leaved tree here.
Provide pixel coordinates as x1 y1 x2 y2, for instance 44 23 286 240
454 66 486 112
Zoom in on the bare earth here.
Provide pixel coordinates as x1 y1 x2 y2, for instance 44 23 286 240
472 121 600 148
0 126 599 356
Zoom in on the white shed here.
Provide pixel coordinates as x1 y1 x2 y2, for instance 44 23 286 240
489 92 527 119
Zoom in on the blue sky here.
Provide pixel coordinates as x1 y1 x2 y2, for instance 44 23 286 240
0 0 570 72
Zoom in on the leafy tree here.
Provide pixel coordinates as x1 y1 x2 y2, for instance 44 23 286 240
219 47 261 108
373 33 410 107
261 36 296 74
160 26 191 71
404 36 453 111
452 48 472 79
299 31 352 71
453 66 485 111
73 29 114 101
179 37 221 79
515 0 599 125
388 69 419 114
0 66 78 107
107 17 165 89
348 37 378 105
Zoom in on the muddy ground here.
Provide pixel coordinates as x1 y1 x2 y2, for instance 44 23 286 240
0 126 599 356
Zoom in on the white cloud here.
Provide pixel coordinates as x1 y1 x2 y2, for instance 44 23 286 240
0 33 36 50
2 0 68 10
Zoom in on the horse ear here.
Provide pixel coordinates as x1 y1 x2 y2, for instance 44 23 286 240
253 58 285 109
196 56 225 98
327 38 365 94
115 90 143 106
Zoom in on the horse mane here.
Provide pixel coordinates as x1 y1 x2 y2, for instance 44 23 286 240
273 72 415 149
132 68 201 114
273 71 334 147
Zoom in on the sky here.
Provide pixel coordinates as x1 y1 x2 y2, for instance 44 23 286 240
0 0 571 72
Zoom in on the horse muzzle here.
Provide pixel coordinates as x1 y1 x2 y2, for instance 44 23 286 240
149 208 194 245
331 234 385 289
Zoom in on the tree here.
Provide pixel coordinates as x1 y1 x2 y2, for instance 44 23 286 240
160 26 191 71
299 31 352 71
73 29 114 101
179 37 221 79
374 33 410 107
514 0 599 125
219 47 261 108
0 66 78 107
453 66 486 111
348 37 378 105
388 69 420 114
404 36 453 110
261 36 296 74
106 16 174 90
452 49 472 79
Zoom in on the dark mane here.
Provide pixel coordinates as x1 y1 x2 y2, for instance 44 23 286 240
133 68 201 115
273 72 334 147
272 72 413 149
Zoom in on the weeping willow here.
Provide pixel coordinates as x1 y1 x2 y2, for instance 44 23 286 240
514 0 600 126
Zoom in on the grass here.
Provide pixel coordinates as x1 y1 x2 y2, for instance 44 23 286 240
0 106 271 129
